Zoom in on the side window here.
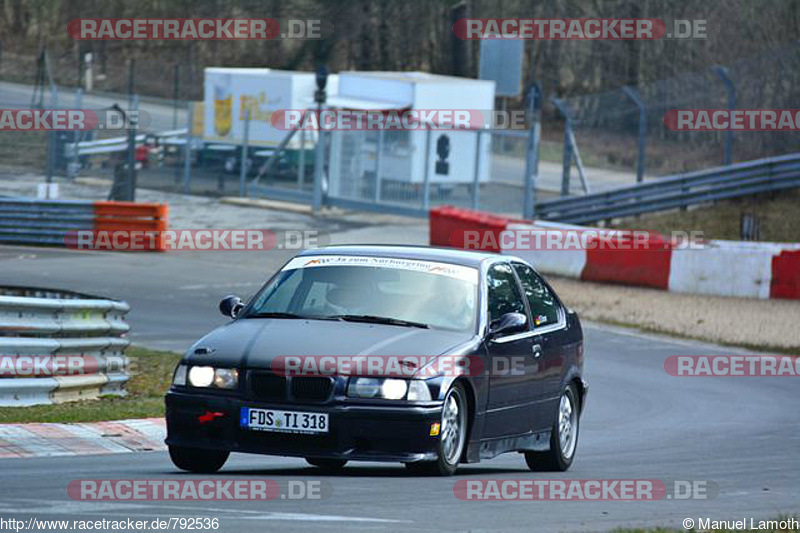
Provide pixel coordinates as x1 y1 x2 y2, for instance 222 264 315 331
513 263 560 328
486 263 526 323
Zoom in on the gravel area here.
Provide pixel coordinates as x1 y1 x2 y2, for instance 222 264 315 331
548 275 800 352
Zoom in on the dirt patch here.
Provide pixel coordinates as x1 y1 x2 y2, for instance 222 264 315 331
548 275 800 352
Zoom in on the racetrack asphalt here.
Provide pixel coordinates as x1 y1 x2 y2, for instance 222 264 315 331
0 240 798 532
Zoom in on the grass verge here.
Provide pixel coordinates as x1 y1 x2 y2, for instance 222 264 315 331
612 189 800 243
0 346 180 424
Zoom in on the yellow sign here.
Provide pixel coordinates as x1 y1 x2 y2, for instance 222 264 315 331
190 102 204 137
240 92 274 122
214 95 232 137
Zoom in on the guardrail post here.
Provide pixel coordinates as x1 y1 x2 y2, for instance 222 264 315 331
621 86 647 183
46 86 59 184
523 83 541 219
298 126 307 188
471 129 482 210
553 98 573 197
313 126 325 212
712 65 736 166
422 128 432 211
182 102 193 194
374 129 383 202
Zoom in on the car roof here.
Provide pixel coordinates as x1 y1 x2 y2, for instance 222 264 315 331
297 245 502 268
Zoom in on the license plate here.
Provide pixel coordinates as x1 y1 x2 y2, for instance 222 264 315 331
240 407 329 434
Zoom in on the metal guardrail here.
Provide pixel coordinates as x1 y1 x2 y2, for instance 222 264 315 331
535 154 800 225
0 198 95 246
67 128 188 157
0 289 131 406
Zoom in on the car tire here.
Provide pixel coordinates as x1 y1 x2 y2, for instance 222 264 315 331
305 458 348 471
525 382 580 472
168 445 229 473
404 382 468 477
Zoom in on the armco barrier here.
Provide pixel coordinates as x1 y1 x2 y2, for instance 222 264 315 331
429 205 800 301
0 288 131 406
0 198 168 251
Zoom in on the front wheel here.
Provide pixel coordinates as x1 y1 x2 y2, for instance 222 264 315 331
405 382 468 476
525 382 580 472
169 445 229 473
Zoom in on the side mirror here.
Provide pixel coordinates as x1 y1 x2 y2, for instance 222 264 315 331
488 312 528 339
219 295 244 318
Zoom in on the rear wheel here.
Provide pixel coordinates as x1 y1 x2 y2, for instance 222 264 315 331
525 382 580 472
305 458 348 471
169 445 229 473
405 382 468 476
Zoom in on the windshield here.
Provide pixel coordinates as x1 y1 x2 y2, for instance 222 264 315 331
246 258 478 332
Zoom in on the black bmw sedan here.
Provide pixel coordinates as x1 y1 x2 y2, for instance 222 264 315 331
165 245 587 476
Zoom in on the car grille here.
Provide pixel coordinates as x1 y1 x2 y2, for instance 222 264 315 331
247 372 333 403
248 371 287 402
292 377 333 402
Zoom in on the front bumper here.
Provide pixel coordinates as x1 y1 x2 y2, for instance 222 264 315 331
165 390 444 463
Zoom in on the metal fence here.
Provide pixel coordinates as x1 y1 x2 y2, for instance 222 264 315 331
535 154 800 225
0 197 94 246
0 288 131 406
555 43 800 182
3 44 800 221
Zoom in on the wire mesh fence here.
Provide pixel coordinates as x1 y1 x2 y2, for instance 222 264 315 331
555 42 800 180
1 42 799 213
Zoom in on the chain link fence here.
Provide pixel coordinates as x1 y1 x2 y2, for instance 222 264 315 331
1 43 799 215
556 42 800 181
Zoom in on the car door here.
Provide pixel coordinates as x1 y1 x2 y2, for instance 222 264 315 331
512 262 567 431
483 262 541 439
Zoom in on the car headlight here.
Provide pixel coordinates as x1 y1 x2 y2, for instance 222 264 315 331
183 366 239 389
188 366 215 387
213 368 239 389
172 364 188 386
347 378 430 401
349 377 381 398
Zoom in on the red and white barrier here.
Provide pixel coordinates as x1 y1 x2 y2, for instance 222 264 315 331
429 206 800 301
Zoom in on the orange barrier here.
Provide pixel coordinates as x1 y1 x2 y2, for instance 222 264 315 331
92 202 169 252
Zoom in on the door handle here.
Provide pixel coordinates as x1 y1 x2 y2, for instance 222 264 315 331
532 344 542 358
